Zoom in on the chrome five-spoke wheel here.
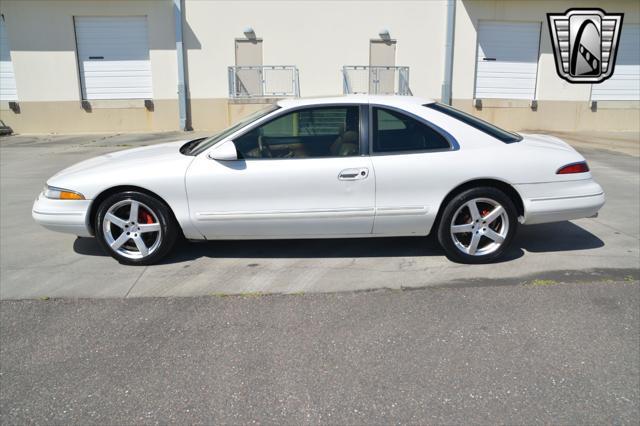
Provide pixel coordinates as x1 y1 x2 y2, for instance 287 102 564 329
450 198 509 256
95 191 179 265
437 187 517 264
103 200 162 259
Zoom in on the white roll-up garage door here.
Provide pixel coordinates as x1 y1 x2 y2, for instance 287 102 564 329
475 21 541 100
0 17 18 101
591 24 640 101
74 16 152 100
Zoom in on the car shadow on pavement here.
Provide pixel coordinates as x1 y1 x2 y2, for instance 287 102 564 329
514 221 604 252
73 221 603 265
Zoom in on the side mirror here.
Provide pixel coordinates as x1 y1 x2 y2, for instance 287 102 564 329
208 140 238 161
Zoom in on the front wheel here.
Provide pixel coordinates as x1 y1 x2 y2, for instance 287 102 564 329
95 191 178 265
437 187 518 264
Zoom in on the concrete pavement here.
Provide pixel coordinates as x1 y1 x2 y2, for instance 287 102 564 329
1 132 638 299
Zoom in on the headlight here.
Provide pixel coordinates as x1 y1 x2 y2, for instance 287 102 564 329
43 185 85 200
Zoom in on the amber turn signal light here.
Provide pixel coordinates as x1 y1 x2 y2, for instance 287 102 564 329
43 186 85 200
59 191 85 200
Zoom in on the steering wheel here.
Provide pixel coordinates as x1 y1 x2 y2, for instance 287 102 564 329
257 133 273 158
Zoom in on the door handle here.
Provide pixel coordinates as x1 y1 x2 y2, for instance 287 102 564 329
338 168 369 181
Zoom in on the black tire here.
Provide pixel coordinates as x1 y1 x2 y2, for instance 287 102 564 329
437 187 518 264
95 191 178 265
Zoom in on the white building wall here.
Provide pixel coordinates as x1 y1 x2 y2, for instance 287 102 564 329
0 0 638 133
451 0 639 132
453 0 640 102
184 0 448 100
1 0 177 102
0 0 180 132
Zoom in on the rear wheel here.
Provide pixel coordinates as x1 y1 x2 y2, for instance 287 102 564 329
95 191 178 265
437 187 517 264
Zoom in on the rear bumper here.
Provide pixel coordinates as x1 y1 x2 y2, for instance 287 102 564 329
517 179 605 225
32 193 92 237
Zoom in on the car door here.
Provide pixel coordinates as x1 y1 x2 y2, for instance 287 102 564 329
185 105 375 238
369 106 457 236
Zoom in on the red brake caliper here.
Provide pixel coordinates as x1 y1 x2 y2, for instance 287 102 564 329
139 209 154 224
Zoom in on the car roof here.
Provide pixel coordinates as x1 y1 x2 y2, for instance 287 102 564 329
277 95 435 109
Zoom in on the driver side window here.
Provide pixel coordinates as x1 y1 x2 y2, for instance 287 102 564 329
233 106 360 159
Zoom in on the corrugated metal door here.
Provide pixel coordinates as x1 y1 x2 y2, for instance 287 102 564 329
475 21 541 100
74 16 152 100
592 24 640 101
0 16 18 101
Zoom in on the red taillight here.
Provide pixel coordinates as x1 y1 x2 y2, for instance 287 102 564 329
557 162 589 174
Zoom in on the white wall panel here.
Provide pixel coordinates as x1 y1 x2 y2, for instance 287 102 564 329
592 24 640 101
74 16 152 100
0 17 18 101
475 21 541 100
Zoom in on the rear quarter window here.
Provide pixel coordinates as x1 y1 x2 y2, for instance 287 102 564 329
425 103 522 143
372 107 451 153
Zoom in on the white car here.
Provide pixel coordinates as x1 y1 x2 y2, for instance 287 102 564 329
33 96 605 265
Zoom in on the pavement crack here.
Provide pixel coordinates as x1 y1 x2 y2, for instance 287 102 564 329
124 267 147 298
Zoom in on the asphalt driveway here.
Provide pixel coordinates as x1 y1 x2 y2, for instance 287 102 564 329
1 132 638 299
1 279 638 424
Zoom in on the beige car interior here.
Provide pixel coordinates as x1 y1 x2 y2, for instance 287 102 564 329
236 107 361 159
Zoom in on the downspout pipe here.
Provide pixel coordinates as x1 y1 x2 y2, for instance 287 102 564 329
441 0 456 105
174 0 189 130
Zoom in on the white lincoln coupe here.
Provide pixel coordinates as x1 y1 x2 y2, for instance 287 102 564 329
33 96 605 265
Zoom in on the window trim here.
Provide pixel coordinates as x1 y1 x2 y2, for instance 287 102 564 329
368 104 459 156
359 104 369 157
227 103 366 161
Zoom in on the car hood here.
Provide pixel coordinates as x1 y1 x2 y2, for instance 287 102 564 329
50 141 189 181
519 133 576 153
46 140 196 199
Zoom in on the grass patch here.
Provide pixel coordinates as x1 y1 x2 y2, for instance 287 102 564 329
529 279 558 287
239 291 264 298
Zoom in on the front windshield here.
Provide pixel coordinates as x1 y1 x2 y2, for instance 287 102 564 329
187 104 280 155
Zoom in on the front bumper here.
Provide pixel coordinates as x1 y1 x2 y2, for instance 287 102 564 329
517 179 605 225
32 193 92 237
